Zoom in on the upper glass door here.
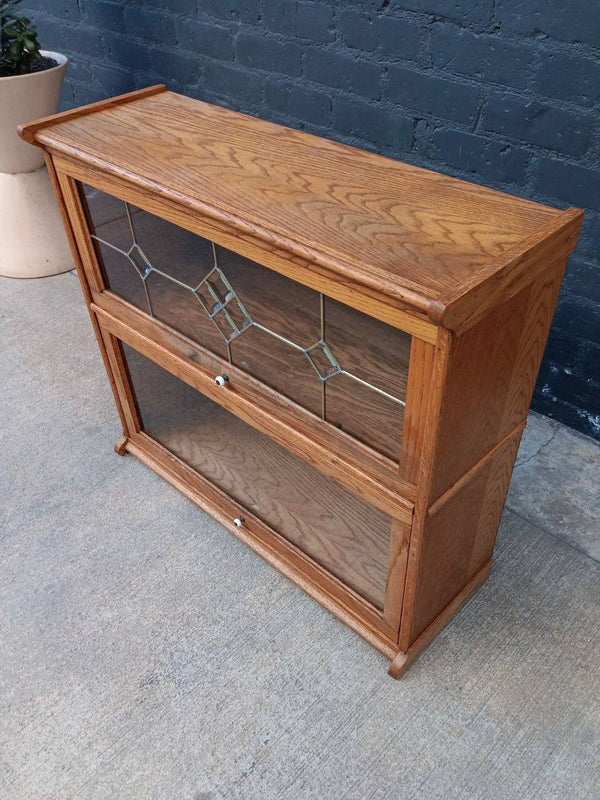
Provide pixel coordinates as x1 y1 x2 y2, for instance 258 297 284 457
81 184 411 461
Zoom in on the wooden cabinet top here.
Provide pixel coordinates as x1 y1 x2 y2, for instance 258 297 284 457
22 85 582 332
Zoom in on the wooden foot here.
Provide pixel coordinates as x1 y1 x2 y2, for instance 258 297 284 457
388 559 492 679
114 434 129 456
388 651 409 679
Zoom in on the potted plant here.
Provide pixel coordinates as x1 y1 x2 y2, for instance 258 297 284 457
0 0 72 277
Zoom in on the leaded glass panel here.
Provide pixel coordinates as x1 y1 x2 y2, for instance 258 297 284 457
83 184 411 461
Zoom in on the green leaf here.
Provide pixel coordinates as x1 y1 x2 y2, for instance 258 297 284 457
0 0 42 74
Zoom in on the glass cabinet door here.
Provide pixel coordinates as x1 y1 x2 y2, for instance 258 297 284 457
121 343 394 610
83 185 411 462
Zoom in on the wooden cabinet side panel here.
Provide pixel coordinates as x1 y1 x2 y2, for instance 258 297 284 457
500 263 567 434
404 429 521 644
399 260 567 651
429 259 567 501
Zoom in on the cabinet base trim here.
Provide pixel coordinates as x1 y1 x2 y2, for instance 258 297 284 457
388 559 492 679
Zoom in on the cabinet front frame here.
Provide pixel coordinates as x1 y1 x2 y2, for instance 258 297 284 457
54 156 440 502
49 152 445 651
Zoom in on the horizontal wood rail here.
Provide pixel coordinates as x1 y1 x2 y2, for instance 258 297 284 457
18 84 167 145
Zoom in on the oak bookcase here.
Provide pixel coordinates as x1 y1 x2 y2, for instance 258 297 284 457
21 85 583 677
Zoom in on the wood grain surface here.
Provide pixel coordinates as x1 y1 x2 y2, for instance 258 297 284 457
389 559 492 678
405 430 521 642
17 84 166 145
397 261 569 651
428 260 569 501
30 91 581 329
55 150 439 342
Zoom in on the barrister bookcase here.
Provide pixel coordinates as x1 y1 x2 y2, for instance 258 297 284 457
20 85 583 677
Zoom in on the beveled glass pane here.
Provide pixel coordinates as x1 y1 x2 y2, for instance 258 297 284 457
325 374 404 461
324 298 411 398
323 298 410 459
230 324 322 416
86 193 147 311
82 184 411 461
122 343 392 609
144 270 228 360
218 246 324 412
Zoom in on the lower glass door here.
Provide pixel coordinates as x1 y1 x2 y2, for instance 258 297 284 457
121 342 394 610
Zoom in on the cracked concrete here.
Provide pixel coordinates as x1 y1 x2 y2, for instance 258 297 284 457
1 271 599 800
513 420 558 469
508 412 600 562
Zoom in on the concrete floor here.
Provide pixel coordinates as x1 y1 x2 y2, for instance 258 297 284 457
1 271 599 800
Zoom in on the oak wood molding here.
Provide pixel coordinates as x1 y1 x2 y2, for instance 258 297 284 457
18 84 167 145
383 519 412 634
437 207 584 332
26 89 579 331
397 328 453 652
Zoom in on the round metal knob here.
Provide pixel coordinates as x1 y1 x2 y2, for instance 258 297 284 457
233 517 244 528
215 374 228 387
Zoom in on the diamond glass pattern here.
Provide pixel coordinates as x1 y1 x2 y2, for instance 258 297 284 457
127 243 152 277
90 196 406 421
193 266 253 343
304 340 341 382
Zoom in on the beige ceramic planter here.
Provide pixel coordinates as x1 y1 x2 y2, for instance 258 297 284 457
0 50 68 173
0 51 73 278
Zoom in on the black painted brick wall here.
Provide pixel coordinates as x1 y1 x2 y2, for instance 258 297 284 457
23 0 600 439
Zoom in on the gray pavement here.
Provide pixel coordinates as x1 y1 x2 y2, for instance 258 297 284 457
1 271 599 800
